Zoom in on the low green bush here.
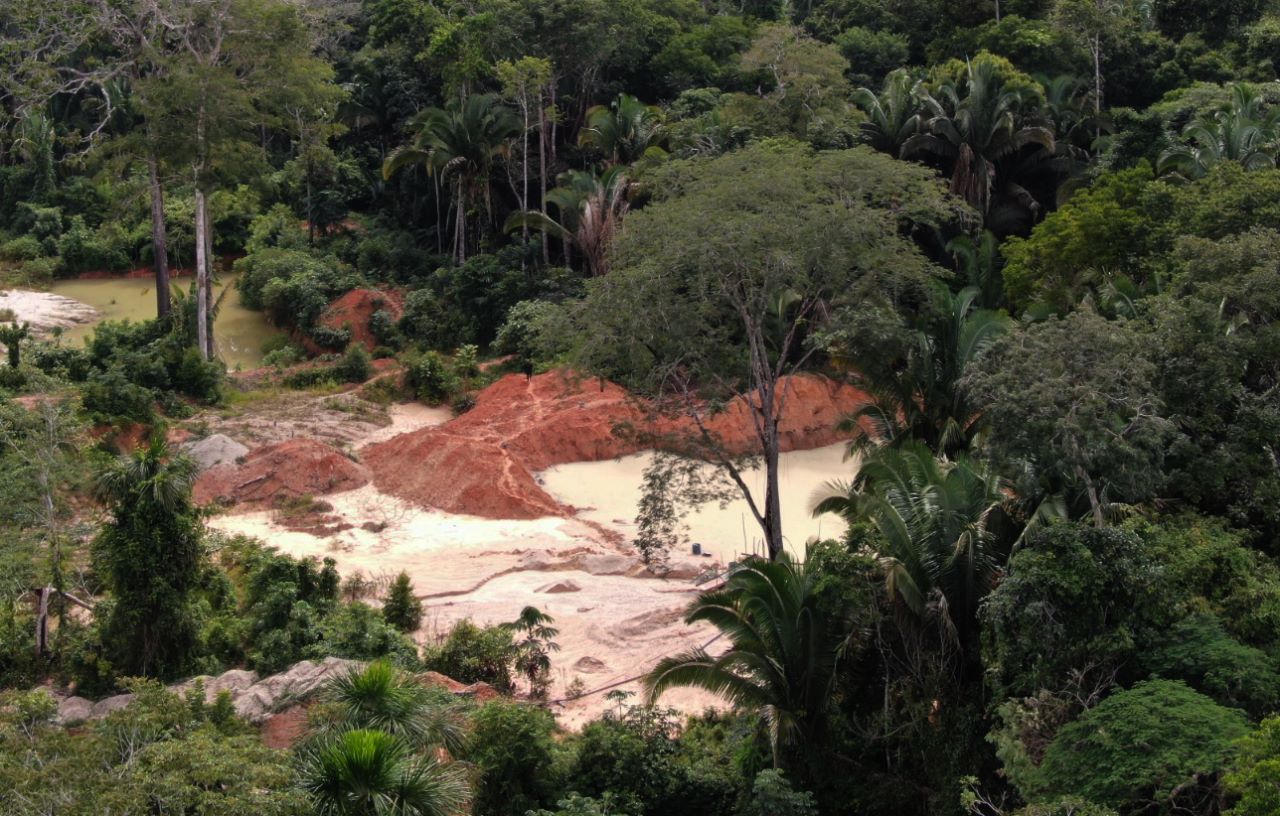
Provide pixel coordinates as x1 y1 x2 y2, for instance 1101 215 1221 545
421 618 515 692
404 350 457 404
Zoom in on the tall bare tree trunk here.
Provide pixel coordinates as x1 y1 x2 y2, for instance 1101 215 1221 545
195 187 210 361
538 88 550 264
148 154 171 318
202 198 214 359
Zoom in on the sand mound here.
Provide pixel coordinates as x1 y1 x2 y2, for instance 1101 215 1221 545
194 438 370 507
362 370 865 519
183 433 249 471
312 288 403 352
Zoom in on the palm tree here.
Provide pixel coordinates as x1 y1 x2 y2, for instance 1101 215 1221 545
836 283 1011 457
645 554 848 770
384 94 521 263
811 442 1008 636
578 94 667 166
95 434 200 512
298 729 469 816
14 112 56 199
506 606 560 698
321 661 466 757
853 68 924 156
902 60 1055 216
1158 84 1280 180
946 231 1004 310
503 167 630 275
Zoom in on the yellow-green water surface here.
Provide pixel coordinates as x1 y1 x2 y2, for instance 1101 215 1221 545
49 275 280 370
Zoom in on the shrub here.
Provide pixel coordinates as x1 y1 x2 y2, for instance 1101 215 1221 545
835 26 909 82
404 350 456 404
466 701 565 816
311 601 420 668
742 770 817 816
282 366 336 390
382 571 423 633
368 308 401 347
17 256 60 283
58 216 130 275
494 299 573 371
333 344 373 384
422 619 515 691
81 367 155 423
262 344 305 369
0 235 43 261
570 704 738 816
171 347 222 402
27 342 91 381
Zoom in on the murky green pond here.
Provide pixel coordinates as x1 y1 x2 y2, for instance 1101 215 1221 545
50 275 281 369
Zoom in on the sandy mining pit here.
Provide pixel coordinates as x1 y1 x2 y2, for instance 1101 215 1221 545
203 372 860 726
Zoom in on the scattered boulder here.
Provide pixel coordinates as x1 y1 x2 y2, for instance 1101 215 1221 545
182 433 249 471
578 553 637 577
573 656 609 674
90 693 135 719
232 657 358 721
56 696 94 725
536 579 582 594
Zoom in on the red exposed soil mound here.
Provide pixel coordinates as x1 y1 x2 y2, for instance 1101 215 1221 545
362 370 867 519
194 438 370 507
310 288 404 352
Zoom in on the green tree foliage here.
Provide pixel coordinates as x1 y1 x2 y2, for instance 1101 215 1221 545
904 55 1055 220
964 309 1174 524
422 619 516 692
1029 680 1248 814
1226 716 1280 816
465 701 563 816
382 571 424 633
507 605 559 699
383 94 521 263
569 703 737 816
981 523 1166 703
317 661 465 755
0 683 307 816
1000 164 1158 314
576 140 959 559
92 437 203 680
825 282 1011 456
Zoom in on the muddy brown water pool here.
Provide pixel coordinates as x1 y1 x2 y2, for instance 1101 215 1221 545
49 275 280 369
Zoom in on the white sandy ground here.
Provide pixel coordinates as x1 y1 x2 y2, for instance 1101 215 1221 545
204 405 854 727
0 289 98 334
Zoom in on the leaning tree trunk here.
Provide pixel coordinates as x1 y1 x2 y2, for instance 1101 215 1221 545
194 188 210 361
147 153 171 319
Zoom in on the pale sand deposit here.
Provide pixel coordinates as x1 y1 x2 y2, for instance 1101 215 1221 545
0 289 98 334
208 439 853 726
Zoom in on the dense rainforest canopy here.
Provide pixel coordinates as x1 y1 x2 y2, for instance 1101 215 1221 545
3 0 1280 815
